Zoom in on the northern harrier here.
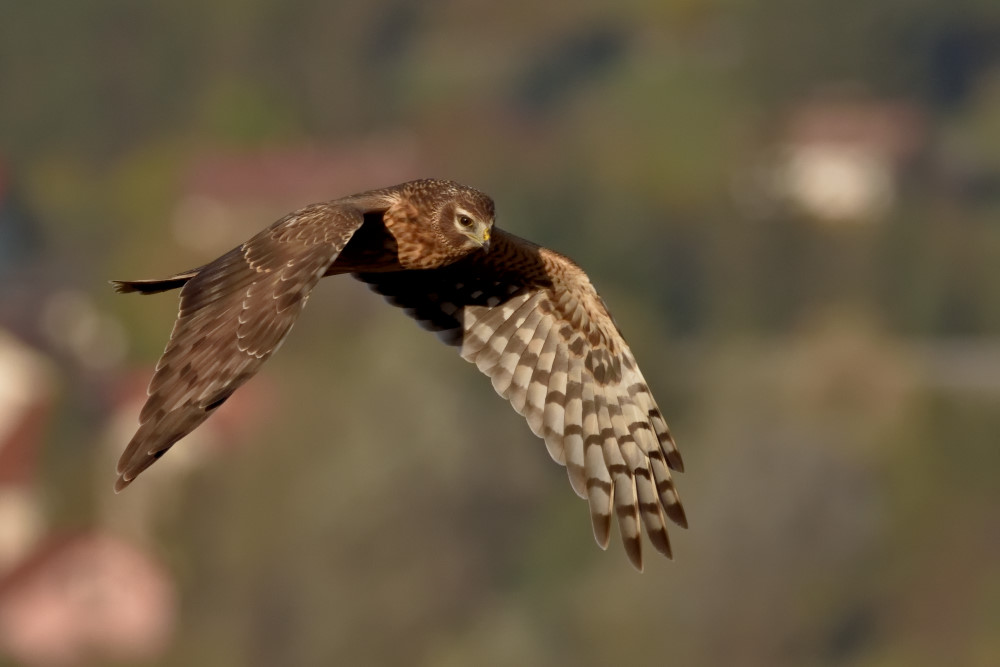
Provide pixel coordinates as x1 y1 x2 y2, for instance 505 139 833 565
113 179 685 570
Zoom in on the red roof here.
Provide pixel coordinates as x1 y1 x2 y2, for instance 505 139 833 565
0 532 176 664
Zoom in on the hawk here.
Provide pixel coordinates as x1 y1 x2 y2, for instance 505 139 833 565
112 179 685 570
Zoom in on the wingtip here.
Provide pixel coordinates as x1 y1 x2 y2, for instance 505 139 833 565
113 473 132 493
110 280 135 294
648 527 674 560
591 512 612 550
625 543 644 572
666 502 688 529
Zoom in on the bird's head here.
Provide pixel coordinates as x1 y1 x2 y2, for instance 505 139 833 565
389 179 496 269
435 184 494 254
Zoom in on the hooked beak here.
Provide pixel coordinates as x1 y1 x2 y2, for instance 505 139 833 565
477 227 491 252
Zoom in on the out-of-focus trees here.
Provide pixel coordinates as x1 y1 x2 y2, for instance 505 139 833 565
1 1 999 665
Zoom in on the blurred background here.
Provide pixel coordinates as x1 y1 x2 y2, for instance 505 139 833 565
1 1 999 665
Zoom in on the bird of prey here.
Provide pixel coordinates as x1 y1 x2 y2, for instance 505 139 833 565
112 179 685 570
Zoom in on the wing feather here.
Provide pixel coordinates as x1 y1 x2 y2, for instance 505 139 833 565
582 379 613 550
115 202 369 491
561 356 587 498
356 228 685 568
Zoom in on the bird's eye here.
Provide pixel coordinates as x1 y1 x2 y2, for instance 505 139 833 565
458 215 473 228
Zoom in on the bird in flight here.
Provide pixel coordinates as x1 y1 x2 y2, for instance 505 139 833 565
113 179 685 570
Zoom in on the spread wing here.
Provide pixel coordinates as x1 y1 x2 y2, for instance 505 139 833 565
355 229 686 570
114 202 370 491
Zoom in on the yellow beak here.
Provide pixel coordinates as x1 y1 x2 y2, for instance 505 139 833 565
479 227 491 252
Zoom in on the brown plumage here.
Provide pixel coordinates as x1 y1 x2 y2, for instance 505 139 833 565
113 178 686 570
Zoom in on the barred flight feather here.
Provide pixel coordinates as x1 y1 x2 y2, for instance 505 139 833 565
356 227 685 570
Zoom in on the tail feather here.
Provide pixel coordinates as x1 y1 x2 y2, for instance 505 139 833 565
111 270 199 295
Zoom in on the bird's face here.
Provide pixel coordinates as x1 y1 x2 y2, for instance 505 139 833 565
437 188 495 254
448 204 493 252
